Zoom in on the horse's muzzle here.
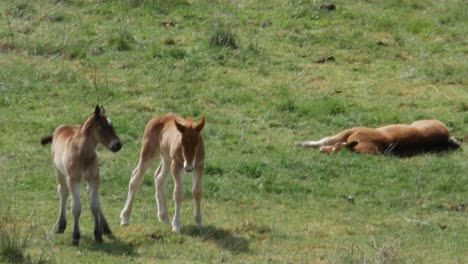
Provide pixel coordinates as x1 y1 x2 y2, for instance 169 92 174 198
111 141 122 152
184 160 195 172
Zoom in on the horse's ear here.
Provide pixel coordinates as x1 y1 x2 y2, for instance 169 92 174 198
195 116 205 132
174 120 185 133
95 105 100 116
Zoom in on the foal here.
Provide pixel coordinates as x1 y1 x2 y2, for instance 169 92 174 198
295 119 460 156
41 105 122 246
120 113 205 233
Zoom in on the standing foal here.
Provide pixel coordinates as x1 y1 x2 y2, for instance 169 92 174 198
120 113 205 233
41 105 122 246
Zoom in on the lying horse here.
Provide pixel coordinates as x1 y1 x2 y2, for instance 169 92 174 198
120 113 205 233
295 119 460 156
41 105 122 246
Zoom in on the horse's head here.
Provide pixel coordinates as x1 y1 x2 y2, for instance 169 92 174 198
174 116 205 172
92 105 122 152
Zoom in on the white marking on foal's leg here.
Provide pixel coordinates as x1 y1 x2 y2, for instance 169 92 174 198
295 137 331 148
155 160 171 225
171 163 184 234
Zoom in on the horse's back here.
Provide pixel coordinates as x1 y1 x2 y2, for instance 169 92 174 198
53 125 79 142
411 119 450 138
347 127 387 141
386 120 451 155
378 120 449 140
144 114 182 138
140 114 183 159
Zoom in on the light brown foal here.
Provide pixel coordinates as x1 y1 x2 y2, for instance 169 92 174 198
120 113 205 233
295 119 460 156
41 105 122 246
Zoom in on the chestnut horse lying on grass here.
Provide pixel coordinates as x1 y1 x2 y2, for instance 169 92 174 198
120 113 205 234
41 105 122 246
295 119 460 156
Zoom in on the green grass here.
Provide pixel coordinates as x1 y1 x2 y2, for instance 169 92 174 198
0 0 467 263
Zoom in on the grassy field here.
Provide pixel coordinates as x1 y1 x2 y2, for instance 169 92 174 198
0 0 467 263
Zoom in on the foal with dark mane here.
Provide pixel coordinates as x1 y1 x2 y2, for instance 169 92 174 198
41 105 122 246
120 113 205 233
295 119 460 156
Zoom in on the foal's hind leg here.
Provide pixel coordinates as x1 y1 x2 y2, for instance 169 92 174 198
88 177 105 243
155 159 171 225
100 211 112 235
295 136 335 148
120 149 157 226
68 178 81 246
349 142 380 155
56 169 68 233
295 130 354 148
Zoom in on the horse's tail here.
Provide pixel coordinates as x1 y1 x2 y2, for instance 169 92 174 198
41 135 53 145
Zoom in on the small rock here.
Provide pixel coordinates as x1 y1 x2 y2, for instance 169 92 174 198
146 233 163 240
160 21 176 27
315 56 335 64
439 224 448 230
320 3 336 11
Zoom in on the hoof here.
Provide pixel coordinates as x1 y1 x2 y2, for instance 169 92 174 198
103 228 112 235
120 217 130 226
57 220 66 233
71 239 79 247
102 222 112 235
294 142 304 147
159 215 171 225
172 226 181 234
195 218 203 229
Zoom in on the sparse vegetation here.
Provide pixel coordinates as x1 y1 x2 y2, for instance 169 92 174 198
0 212 52 264
0 0 466 263
209 26 238 49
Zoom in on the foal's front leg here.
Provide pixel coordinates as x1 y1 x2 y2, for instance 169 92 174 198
192 163 204 228
171 162 185 233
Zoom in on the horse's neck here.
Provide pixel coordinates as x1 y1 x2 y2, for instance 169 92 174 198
74 117 98 157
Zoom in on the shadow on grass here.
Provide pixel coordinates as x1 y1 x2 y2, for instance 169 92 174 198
86 234 137 257
183 225 249 254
